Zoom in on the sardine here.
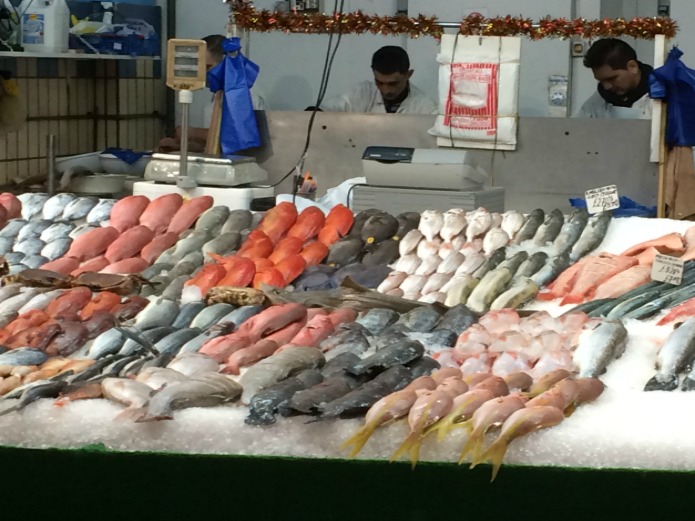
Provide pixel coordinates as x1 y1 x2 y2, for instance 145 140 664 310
573 320 627 378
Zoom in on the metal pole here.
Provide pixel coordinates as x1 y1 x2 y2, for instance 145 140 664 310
179 92 190 178
46 134 56 195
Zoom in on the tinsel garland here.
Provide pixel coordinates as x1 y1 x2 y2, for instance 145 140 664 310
227 2 677 40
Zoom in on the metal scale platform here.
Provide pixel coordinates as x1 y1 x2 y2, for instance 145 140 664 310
353 146 505 214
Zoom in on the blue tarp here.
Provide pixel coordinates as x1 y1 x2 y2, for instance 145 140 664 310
650 47 695 147
206 37 261 155
569 196 656 218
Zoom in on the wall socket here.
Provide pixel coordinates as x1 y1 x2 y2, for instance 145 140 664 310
571 38 585 58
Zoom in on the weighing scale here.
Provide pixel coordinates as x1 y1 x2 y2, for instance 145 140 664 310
139 38 272 207
354 146 505 214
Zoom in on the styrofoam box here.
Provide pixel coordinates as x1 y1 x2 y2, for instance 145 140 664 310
133 181 274 210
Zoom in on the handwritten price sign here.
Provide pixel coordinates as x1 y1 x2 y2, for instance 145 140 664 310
651 254 684 285
585 185 620 214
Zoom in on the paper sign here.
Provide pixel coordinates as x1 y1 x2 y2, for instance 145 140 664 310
585 185 620 214
652 253 684 285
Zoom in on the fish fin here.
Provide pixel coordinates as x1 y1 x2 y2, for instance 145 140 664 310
476 438 509 482
427 412 461 442
681 377 695 392
0 405 18 418
456 422 477 464
408 436 423 470
645 374 679 392
114 406 147 422
564 403 577 417
390 431 421 464
340 417 385 459
114 327 158 356
340 277 368 292
560 294 584 306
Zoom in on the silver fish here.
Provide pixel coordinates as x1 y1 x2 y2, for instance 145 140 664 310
497 251 529 275
240 347 325 403
154 328 203 357
398 229 424 257
570 211 612 262
490 276 539 310
533 209 565 245
552 208 589 256
221 209 253 234
19 193 49 220
88 329 126 359
516 252 549 278
69 223 97 239
500 211 525 241
418 210 444 242
134 298 179 331
41 238 72 261
13 238 45 256
102 377 152 408
136 367 189 391
62 196 98 221
3 252 24 265
22 255 49 270
202 232 241 259
0 284 22 303
0 219 27 239
395 254 422 275
167 353 220 378
8 264 26 275
440 209 467 242
512 209 545 244
0 347 48 366
170 232 211 262
190 303 237 330
0 288 41 315
17 220 52 242
531 253 571 287
40 221 75 243
647 318 695 391
573 320 627 378
42 193 75 220
195 206 230 235
483 228 510 255
466 267 514 313
0 237 14 255
86 199 116 225
466 209 493 242
161 275 188 302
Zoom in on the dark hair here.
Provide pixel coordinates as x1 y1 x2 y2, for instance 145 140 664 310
203 34 226 59
371 46 410 74
583 38 638 70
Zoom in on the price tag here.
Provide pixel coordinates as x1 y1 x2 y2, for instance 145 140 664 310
651 253 684 285
585 184 620 214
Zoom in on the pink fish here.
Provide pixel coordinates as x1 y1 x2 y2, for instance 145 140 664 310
140 232 180 264
101 257 149 274
287 314 336 347
71 256 110 277
110 195 150 233
200 333 252 363
223 339 279 375
41 257 80 275
236 304 308 343
104 225 155 263
167 196 214 235
139 194 184 234
327 307 358 327
66 227 120 262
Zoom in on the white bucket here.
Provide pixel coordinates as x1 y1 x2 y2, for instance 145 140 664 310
20 0 70 53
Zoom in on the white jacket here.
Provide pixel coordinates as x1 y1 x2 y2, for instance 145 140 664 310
578 91 652 120
321 81 437 115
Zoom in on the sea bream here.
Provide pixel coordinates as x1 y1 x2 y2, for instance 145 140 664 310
440 209 467 242
501 211 524 241
419 210 444 242
398 229 424 257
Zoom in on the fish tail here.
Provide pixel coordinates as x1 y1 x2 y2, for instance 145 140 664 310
113 406 147 422
644 374 679 392
0 405 18 418
456 422 478 465
428 413 459 442
475 438 509 482
340 419 382 459
564 402 578 417
390 431 421 463
408 436 423 470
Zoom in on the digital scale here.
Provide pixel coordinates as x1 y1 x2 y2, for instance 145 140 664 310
140 38 271 207
353 146 505 214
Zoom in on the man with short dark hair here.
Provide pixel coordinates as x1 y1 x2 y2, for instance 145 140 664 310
578 38 653 119
320 45 436 114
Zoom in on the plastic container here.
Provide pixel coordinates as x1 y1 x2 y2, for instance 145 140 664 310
99 152 151 176
20 0 70 53
54 151 102 174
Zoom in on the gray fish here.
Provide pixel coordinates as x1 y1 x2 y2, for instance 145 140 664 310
0 289 41 316
62 196 98 221
178 328 225 354
86 199 116 225
552 208 589 256
570 211 612 262
166 353 220 378
155 328 203 357
406 356 441 378
119 358 152 378
356 308 399 335
395 212 421 240
0 237 13 255
71 354 123 382
472 247 507 280
374 328 410 349
317 365 412 419
22 255 49 270
42 193 75 220
119 326 177 356
512 209 545 244
490 276 539 310
137 373 242 422
346 339 425 376
406 329 457 350
203 232 241 258
41 238 72 261
190 303 237 331
436 304 479 335
40 221 74 243
0 284 22 302
531 253 571 287
0 381 67 417
321 352 361 378
101 355 144 379
14 238 45 256
172 302 207 329
245 369 324 426
3 252 24 264
396 307 442 333
141 263 174 281
362 239 400 267
69 223 97 239
140 352 178 372
240 346 326 403
195 206 230 235
142 275 169 298
466 267 515 314
8 264 26 275
216 305 265 330
180 251 204 268
0 347 48 366
347 209 380 239
516 252 549 278
320 327 369 353
17 220 52 242
284 374 365 415
533 209 565 245
0 219 27 239
327 238 364 268
167 261 197 280
323 335 371 361
646 318 695 391
168 232 211 262
497 251 529 275
332 263 391 290
361 213 399 245
134 298 179 331
573 320 627 378
221 209 253 234
161 275 189 302
19 193 49 220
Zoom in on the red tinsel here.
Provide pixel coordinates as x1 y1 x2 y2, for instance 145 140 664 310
227 1 677 40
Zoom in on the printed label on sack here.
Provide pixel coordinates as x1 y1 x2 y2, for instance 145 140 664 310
444 62 499 135
22 14 45 46
585 184 620 214
652 254 684 285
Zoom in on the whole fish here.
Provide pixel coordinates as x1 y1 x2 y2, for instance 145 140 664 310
0 380 67 417
414 256 441 277
418 210 444 242
14 238 45 256
472 248 507 279
221 209 253 234
4 252 24 265
154 328 203 357
140 263 173 281
167 261 197 280
62 196 98 221
323 331 371 361
8 264 26 275
512 209 545 244
41 238 72 261
203 233 241 259
573 320 627 378
161 275 189 302
570 211 612 262
362 239 400 267
436 304 478 335
346 339 424 376
284 374 365 415
134 298 179 331
69 223 98 239
444 276 479 307
397 307 442 333
490 277 539 310
347 209 380 239
466 209 493 242
466 267 514 314
0 289 41 316
190 303 236 331
119 326 176 356
167 353 220 378
531 253 571 287
19 193 49 220
217 304 265 330
395 254 421 275
394 212 421 240
102 377 152 411
246 369 324 425
377 271 408 294
88 329 126 359
0 347 48 366
356 308 399 335
437 251 465 276
361 213 399 244
18 289 64 314
501 211 524 241
421 274 450 295
240 347 325 403
552 208 589 256
179 251 204 268
86 199 116 225
0 237 13 255
171 302 207 329
407 356 441 378
497 251 529 275
17 220 52 242
136 367 189 391
320 352 361 378
483 228 510 255
516 252 549 278
195 206 230 235
327 239 363 267
533 209 565 245
645 318 695 391
332 264 391 290
440 209 467 242
22 255 49 270
40 222 74 243
168 232 211 263
0 219 27 239
42 193 75 220
456 252 485 276
398 229 424 257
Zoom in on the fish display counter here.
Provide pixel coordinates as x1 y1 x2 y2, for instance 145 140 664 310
0 192 695 519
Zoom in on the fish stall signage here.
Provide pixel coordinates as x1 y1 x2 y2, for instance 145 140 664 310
585 185 620 214
652 254 684 285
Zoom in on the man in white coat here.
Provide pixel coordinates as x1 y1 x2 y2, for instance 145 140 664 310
578 38 653 119
319 46 436 114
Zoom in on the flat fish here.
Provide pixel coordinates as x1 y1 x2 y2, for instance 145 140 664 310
419 210 444 242
399 229 424 257
440 209 467 242
86 199 116 225
42 238 72 261
501 211 524 241
43 193 76 220
346 339 425 375
40 222 74 243
14 238 45 256
62 197 98 221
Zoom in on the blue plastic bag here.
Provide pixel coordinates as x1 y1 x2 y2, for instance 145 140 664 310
206 37 261 155
649 47 695 147
569 196 656 218
102 148 150 165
